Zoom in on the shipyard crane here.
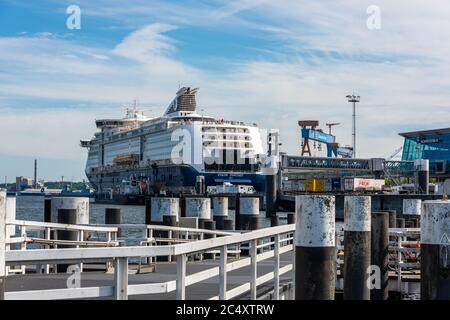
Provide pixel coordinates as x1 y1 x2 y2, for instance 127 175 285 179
325 122 340 135
299 120 353 158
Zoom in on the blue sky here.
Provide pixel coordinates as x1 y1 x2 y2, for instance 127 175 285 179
1 0 450 182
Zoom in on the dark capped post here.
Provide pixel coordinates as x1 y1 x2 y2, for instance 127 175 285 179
421 200 450 300
370 211 389 300
295 195 336 300
343 196 371 300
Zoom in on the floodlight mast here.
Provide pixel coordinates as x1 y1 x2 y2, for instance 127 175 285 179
346 94 360 158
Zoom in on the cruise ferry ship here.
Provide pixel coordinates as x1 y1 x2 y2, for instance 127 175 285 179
81 87 267 203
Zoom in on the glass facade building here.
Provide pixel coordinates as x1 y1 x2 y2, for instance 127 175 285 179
399 128 450 177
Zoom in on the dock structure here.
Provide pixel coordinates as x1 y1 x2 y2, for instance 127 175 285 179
0 193 449 300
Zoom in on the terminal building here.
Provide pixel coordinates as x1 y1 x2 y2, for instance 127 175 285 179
399 127 450 179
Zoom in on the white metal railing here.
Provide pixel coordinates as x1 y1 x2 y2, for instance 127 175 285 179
6 220 119 275
2 224 295 300
335 227 421 290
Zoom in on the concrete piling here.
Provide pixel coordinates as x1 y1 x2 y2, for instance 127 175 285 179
44 198 52 223
212 197 228 230
223 219 234 231
370 212 389 300
265 174 277 218
403 199 421 228
403 199 422 216
415 159 429 194
144 198 152 225
420 200 450 300
6 196 16 242
396 218 405 229
343 196 371 300
287 213 295 224
270 214 279 227
57 208 78 272
162 215 177 227
388 210 397 228
239 197 260 230
51 197 89 225
203 220 216 259
186 197 211 229
295 195 336 300
249 216 261 230
105 208 122 237
0 191 6 299
105 208 122 225
235 193 241 230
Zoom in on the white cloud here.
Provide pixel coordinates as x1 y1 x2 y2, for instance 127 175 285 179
1 1 450 179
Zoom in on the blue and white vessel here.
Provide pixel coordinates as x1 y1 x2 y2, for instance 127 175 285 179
81 87 267 203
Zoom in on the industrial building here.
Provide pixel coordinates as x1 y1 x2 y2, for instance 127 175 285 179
399 128 450 178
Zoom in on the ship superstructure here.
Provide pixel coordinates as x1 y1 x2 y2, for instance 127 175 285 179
81 87 266 201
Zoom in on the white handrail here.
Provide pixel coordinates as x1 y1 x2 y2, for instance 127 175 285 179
3 224 295 301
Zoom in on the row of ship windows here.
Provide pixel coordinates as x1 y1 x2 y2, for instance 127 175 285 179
203 141 253 148
202 127 249 134
202 134 251 141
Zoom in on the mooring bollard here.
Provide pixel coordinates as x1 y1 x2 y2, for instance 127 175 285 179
402 199 421 228
57 208 78 272
403 199 422 216
270 215 279 227
239 197 259 230
213 197 228 230
145 198 152 225
151 198 179 224
235 193 241 230
44 197 52 223
343 196 371 300
421 200 450 300
186 197 211 229
6 196 16 242
0 190 6 300
295 195 336 300
105 208 122 224
203 220 216 260
249 216 261 230
223 219 234 231
51 197 89 225
105 208 122 237
370 212 389 300
415 159 429 194
387 210 397 228
396 218 405 229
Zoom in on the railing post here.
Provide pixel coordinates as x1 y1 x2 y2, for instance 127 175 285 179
20 226 26 274
0 191 6 300
219 246 227 300
176 254 186 300
114 257 128 300
274 234 280 300
250 239 257 299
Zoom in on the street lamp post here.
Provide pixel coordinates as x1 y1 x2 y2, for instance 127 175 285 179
346 94 360 158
